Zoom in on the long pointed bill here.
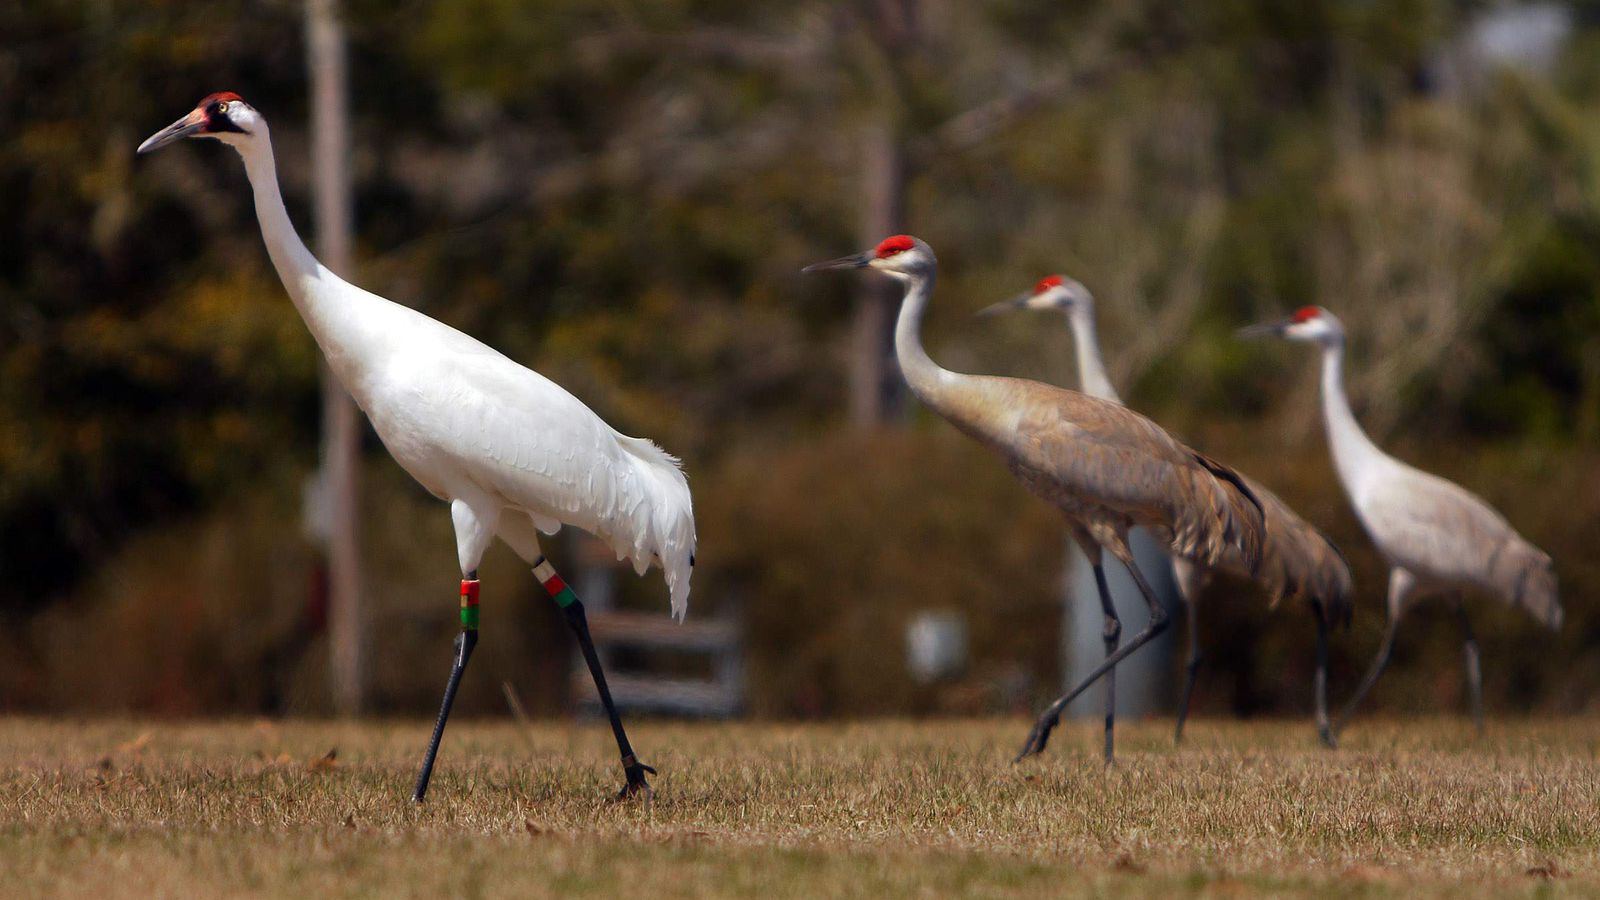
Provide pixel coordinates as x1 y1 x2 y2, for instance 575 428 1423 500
1237 318 1290 339
976 292 1032 318
801 251 872 273
137 111 204 155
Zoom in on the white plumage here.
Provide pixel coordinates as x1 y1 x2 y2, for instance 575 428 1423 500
141 95 695 617
360 322 696 618
139 92 691 801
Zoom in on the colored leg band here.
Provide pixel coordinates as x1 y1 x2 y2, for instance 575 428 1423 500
460 579 480 630
532 559 578 609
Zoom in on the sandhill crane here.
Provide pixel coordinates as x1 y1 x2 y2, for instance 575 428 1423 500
1242 306 1560 735
138 93 694 801
804 236 1267 763
981 277 1352 747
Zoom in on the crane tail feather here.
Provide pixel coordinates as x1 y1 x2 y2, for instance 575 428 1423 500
1493 540 1561 630
613 433 697 622
1185 451 1267 574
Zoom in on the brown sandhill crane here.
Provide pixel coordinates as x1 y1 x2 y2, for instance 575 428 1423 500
1243 306 1561 736
805 236 1267 763
981 276 1352 747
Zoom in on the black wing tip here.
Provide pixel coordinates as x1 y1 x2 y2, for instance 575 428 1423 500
1188 451 1268 573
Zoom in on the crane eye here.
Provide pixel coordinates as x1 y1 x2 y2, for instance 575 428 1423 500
217 101 229 114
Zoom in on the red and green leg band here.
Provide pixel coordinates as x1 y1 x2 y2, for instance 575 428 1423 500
532 558 578 609
459 579 480 630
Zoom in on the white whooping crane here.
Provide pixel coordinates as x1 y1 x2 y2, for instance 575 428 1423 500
139 93 694 801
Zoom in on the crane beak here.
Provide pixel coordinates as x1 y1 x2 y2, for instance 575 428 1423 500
802 251 872 273
1237 318 1289 340
137 110 205 155
976 292 1032 318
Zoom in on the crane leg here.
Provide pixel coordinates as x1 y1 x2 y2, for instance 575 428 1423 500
1453 597 1485 737
534 557 655 800
1334 616 1402 737
1173 579 1203 745
1335 568 1415 739
1016 550 1168 762
1090 564 1122 766
1313 604 1335 749
412 575 481 803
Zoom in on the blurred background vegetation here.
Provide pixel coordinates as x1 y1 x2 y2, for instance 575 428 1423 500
2 0 1597 721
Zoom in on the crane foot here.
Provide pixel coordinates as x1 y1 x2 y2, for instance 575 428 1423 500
1013 716 1057 763
614 758 656 802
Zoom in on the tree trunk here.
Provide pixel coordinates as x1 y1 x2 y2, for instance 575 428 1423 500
306 0 364 716
849 119 906 427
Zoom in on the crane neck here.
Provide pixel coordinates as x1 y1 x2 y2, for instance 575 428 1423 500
892 270 961 411
237 135 324 302
1316 337 1388 488
233 130 384 393
1065 304 1122 405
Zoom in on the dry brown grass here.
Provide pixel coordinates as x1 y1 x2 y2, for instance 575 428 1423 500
2 716 1598 898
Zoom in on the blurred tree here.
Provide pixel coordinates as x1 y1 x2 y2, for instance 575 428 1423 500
306 0 365 715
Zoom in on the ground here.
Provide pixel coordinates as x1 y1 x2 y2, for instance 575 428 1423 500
2 717 1598 898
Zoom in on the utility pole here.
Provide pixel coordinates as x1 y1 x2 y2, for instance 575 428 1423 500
306 0 364 715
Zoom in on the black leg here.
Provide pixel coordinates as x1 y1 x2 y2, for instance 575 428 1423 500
1090 564 1122 765
534 557 654 799
1335 617 1400 737
1454 599 1485 737
1174 592 1203 745
1017 551 1169 762
412 575 481 803
1313 604 1335 749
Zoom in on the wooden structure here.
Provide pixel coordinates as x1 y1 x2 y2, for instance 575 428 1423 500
569 538 743 718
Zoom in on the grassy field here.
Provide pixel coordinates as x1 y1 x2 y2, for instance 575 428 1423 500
3 716 1599 898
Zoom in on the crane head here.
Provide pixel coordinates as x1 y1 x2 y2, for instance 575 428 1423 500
802 234 936 281
1238 305 1344 344
137 92 259 155
977 274 1092 318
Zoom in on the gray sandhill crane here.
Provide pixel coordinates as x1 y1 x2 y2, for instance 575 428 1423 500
138 93 694 801
1242 305 1560 735
805 236 1267 763
982 276 1352 747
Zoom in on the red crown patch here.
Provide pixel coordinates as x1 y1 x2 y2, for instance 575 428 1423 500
875 235 916 258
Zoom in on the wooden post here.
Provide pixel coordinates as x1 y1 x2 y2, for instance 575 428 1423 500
306 0 364 715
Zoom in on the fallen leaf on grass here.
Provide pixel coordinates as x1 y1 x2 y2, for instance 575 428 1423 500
307 749 338 772
1526 862 1569 879
1339 866 1394 882
116 732 152 754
